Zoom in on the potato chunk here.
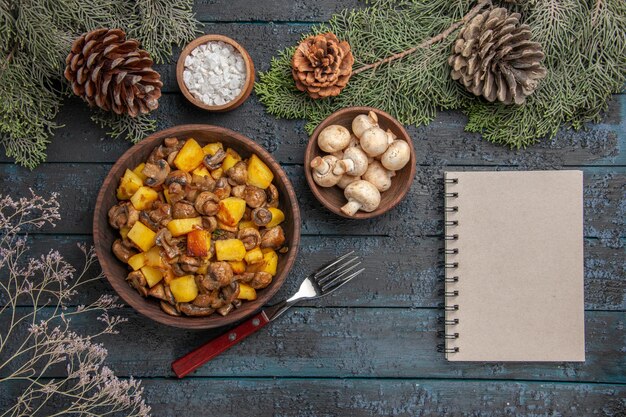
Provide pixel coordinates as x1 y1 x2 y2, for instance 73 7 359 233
202 142 223 156
169 275 198 303
133 163 148 182
187 229 211 257
141 266 163 288
221 148 242 172
215 239 246 261
228 260 246 274
167 217 202 237
127 221 156 252
266 208 285 228
117 169 143 200
244 247 264 265
247 249 278 276
174 138 204 172
238 283 257 300
127 252 146 271
216 197 246 227
144 246 164 267
130 186 158 211
192 166 211 178
247 154 273 189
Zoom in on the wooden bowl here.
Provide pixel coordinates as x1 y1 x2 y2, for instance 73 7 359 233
176 34 255 112
93 125 301 329
304 107 416 219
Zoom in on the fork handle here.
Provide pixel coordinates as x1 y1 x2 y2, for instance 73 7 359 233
171 311 270 378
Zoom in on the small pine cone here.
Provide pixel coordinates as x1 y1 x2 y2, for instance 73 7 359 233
64 28 162 117
448 8 547 105
291 32 354 99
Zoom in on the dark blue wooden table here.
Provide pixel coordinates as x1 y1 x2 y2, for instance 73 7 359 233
2 1 624 415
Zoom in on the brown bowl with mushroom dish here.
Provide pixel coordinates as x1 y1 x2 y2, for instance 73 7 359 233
304 107 416 219
93 125 301 329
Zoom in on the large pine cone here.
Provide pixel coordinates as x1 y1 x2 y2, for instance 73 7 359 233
291 32 354 99
448 8 546 105
64 28 162 117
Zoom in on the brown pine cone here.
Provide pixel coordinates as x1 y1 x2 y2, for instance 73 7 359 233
448 8 546 105
291 32 354 99
64 28 162 117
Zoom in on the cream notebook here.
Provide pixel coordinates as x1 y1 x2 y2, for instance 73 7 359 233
443 170 585 362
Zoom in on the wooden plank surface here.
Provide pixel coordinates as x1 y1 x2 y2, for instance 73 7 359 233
2 378 625 417
9 234 625 311
4 307 624 383
3 163 623 239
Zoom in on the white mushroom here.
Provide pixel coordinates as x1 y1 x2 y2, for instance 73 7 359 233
333 146 369 177
310 155 343 187
336 174 361 189
360 126 393 157
381 140 411 171
351 111 379 139
317 125 351 153
362 161 395 192
341 180 381 216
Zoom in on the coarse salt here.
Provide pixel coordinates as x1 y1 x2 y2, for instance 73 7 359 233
183 41 247 107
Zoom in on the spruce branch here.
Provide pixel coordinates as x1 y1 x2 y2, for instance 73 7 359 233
353 0 491 75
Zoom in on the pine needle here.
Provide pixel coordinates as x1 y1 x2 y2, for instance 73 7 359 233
255 0 626 148
0 0 200 168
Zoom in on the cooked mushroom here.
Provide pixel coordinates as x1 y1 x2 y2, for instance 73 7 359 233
310 155 343 187
249 271 272 289
351 111 379 139
166 182 186 205
195 192 220 216
235 272 255 283
203 148 226 170
195 273 220 292
221 281 240 304
192 293 214 306
166 151 179 167
341 180 381 216
238 228 261 250
202 216 218 232
226 161 248 185
231 185 246 199
214 177 231 200
178 303 215 317
112 239 137 263
165 170 192 187
108 202 139 229
336 174 361 190
142 159 170 187
208 261 234 286
126 271 148 297
213 229 237 239
179 255 202 273
192 173 215 192
318 124 351 153
380 139 411 171
362 160 395 192
265 184 279 208
160 300 180 316
360 126 392 157
252 207 272 227
146 201 172 227
172 201 198 219
333 146 369 177
261 226 285 250
217 304 234 316
148 283 168 301
155 228 183 259
244 185 267 208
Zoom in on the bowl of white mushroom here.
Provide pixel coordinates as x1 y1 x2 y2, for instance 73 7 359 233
304 107 416 219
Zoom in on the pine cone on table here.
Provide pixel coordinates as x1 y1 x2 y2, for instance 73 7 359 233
64 28 162 117
448 8 546 105
291 32 354 99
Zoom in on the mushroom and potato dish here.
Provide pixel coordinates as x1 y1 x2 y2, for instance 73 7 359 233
108 137 287 317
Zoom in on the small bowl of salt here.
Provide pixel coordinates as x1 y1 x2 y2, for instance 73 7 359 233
176 34 255 112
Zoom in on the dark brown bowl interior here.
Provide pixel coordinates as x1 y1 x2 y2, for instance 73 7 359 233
93 125 301 329
304 107 416 219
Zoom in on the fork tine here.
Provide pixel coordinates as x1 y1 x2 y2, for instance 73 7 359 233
312 251 355 278
321 268 364 294
320 261 363 292
316 256 360 285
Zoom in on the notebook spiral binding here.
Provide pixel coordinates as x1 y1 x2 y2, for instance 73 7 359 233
442 175 460 355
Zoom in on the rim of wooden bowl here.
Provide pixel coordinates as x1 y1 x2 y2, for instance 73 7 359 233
176 34 255 112
93 124 301 329
304 107 416 220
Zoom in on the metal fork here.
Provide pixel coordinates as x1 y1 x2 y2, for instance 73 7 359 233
171 252 364 378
